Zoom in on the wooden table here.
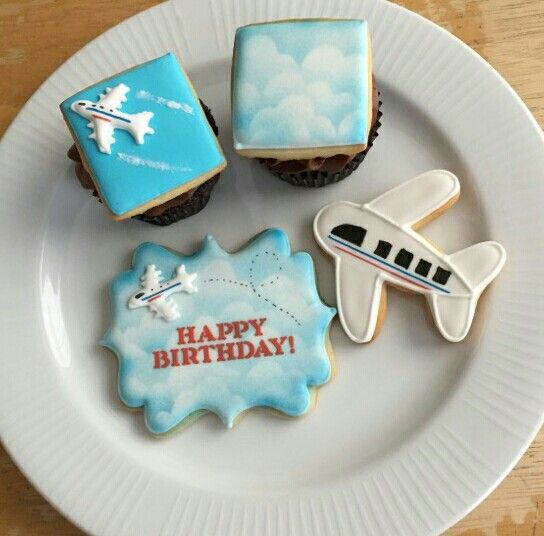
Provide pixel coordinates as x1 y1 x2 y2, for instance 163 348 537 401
0 1 543 534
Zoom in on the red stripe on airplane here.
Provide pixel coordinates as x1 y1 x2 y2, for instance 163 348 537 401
333 245 432 292
92 114 112 122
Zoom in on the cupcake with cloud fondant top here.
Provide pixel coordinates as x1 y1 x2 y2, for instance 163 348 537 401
232 19 381 187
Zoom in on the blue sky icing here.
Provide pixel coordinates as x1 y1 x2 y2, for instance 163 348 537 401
60 54 225 216
233 20 370 150
102 230 335 433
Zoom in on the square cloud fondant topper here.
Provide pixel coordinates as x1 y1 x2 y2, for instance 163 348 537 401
60 53 226 219
232 19 372 159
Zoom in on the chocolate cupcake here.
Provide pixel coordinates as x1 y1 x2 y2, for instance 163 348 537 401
67 102 222 226
232 19 380 187
60 53 227 224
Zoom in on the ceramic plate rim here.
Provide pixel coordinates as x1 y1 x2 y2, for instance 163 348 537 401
1 0 544 534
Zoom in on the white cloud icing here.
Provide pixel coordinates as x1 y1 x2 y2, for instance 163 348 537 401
239 35 299 86
117 153 191 173
247 95 337 147
136 90 194 115
234 23 369 149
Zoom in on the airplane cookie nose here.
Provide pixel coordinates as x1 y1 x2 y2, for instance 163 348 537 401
71 101 87 112
128 295 140 309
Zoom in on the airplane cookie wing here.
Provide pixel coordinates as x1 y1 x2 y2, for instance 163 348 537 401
176 265 198 293
98 83 130 110
336 258 385 343
128 111 155 145
365 170 460 228
88 119 115 154
140 265 162 291
149 296 179 322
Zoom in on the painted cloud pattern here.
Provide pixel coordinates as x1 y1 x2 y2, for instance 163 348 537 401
233 20 370 149
102 230 335 433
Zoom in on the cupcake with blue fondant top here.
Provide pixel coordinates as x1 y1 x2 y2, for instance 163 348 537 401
61 53 227 225
232 19 381 187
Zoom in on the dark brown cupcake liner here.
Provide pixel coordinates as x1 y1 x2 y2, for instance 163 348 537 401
134 175 220 226
68 101 222 226
264 100 382 188
201 100 219 137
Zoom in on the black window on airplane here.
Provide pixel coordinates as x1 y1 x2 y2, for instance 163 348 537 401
374 240 392 259
394 248 414 269
433 267 452 285
415 259 432 277
331 224 366 246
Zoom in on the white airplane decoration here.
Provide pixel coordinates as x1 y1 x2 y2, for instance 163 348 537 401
128 264 197 321
71 83 154 154
314 170 506 343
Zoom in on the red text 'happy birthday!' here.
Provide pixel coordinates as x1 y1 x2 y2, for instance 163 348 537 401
152 317 296 369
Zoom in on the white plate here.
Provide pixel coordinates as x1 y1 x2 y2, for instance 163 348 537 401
1 0 543 534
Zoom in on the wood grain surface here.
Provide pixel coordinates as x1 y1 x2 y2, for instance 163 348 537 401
1 1 543 534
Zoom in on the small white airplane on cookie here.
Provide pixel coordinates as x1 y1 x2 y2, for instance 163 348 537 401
128 264 197 321
71 83 154 154
314 170 506 343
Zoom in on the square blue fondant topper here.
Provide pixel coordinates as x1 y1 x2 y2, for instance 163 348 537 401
232 20 371 151
61 54 226 217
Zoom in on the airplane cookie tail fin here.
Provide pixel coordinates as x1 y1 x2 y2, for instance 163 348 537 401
448 241 506 292
429 241 506 342
131 111 155 144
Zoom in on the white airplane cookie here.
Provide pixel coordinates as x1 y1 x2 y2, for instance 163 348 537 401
128 264 197 321
70 83 154 154
314 170 506 343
